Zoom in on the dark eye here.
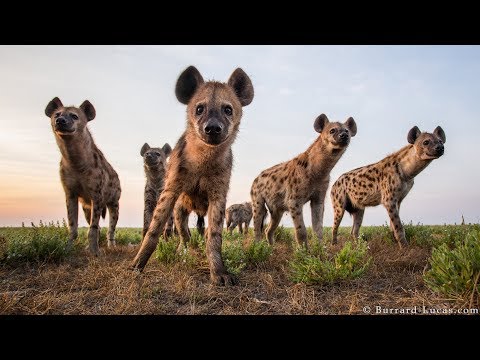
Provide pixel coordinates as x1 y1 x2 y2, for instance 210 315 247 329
329 128 336 134
224 106 233 116
196 105 204 115
54 112 61 118
155 152 161 156
71 114 78 120
423 140 430 146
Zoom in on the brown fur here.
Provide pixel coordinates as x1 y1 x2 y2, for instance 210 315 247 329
45 97 121 255
130 66 254 286
251 114 357 248
331 126 446 247
225 202 253 235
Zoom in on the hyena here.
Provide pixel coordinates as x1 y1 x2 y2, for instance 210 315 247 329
330 126 446 247
251 114 357 248
130 66 254 285
140 142 174 240
45 97 121 255
226 202 253 235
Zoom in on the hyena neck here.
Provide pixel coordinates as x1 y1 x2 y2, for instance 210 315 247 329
304 138 345 179
184 129 235 169
56 128 95 171
144 165 166 186
398 145 432 179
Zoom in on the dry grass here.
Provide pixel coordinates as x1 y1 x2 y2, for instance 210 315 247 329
1 229 476 315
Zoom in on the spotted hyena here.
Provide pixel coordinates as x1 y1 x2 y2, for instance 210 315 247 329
45 97 121 255
226 202 252 235
251 114 357 248
130 66 254 285
330 126 446 247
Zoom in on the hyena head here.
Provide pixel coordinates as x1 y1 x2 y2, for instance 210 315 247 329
140 143 172 169
45 97 96 137
407 126 446 160
313 114 357 152
175 66 254 146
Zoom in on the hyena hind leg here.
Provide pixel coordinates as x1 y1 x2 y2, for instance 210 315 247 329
107 202 119 248
351 208 365 239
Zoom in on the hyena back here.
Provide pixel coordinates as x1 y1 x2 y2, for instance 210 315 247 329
45 97 121 255
251 114 357 248
226 202 253 234
131 66 254 286
330 126 446 247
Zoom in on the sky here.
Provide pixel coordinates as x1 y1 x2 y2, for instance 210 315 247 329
0 45 479 229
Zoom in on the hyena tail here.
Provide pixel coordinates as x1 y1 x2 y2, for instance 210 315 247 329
225 210 231 228
196 215 205 237
260 205 268 233
344 194 358 215
102 207 107 219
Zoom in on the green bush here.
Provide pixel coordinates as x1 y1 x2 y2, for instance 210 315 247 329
289 239 371 285
274 226 294 244
245 240 272 265
222 240 246 276
0 221 70 264
155 238 180 265
424 229 480 299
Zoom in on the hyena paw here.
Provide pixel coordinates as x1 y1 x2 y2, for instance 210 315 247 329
211 271 238 286
107 240 116 248
87 244 100 257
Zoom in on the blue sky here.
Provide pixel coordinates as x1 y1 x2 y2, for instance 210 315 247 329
0 45 479 228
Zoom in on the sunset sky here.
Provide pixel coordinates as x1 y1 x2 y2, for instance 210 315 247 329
1 45 479 228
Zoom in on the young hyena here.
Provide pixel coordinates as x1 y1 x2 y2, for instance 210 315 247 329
251 114 357 248
130 65 254 285
45 97 121 255
226 202 252 235
330 126 446 247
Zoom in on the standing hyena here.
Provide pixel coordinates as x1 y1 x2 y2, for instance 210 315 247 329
130 65 254 285
141 142 206 241
226 202 253 235
140 142 174 240
330 126 446 247
45 97 121 255
251 114 357 248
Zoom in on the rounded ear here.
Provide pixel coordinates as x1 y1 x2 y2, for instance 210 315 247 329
407 126 421 144
175 66 204 105
433 126 446 143
140 143 150 156
345 117 357 137
162 143 172 157
80 100 96 121
45 97 63 117
227 68 254 106
314 114 329 133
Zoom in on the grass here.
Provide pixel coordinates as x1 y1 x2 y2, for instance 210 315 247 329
1 222 479 314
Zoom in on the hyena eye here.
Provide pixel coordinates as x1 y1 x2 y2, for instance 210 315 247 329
54 112 61 118
196 105 204 115
329 128 336 134
423 140 430 146
224 106 233 116
71 114 79 120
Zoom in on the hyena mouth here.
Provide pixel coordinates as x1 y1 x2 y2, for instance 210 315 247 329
203 134 229 146
55 128 76 135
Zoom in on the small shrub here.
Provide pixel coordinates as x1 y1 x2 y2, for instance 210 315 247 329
155 238 180 265
424 229 480 299
222 241 246 276
245 240 272 266
274 226 294 244
289 239 371 285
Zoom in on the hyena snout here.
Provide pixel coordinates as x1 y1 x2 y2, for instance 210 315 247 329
434 143 444 156
202 118 226 144
337 129 350 144
54 116 75 133
144 153 163 166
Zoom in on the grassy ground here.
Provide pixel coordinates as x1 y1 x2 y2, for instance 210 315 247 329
0 223 479 314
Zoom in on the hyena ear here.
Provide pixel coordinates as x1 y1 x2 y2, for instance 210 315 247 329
140 143 150 156
228 68 254 106
162 143 172 157
175 66 204 105
345 117 357 137
407 126 421 144
45 97 63 117
433 126 446 143
80 100 96 121
314 114 329 133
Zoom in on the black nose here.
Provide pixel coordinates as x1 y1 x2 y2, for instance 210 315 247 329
56 117 67 126
339 132 348 140
204 120 223 135
435 144 444 152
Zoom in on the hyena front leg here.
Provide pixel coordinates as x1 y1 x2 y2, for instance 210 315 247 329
174 201 191 250
351 209 365 239
252 196 267 242
87 200 104 256
65 193 79 250
266 209 282 245
289 204 308 249
142 187 157 239
238 222 243 234
131 189 179 271
107 202 119 248
383 200 407 248
331 191 346 245
310 196 326 244
206 196 237 286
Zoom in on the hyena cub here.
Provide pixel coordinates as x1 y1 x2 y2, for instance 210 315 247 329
45 97 121 255
226 202 253 235
131 66 254 285
140 142 174 240
251 114 357 248
331 126 446 247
